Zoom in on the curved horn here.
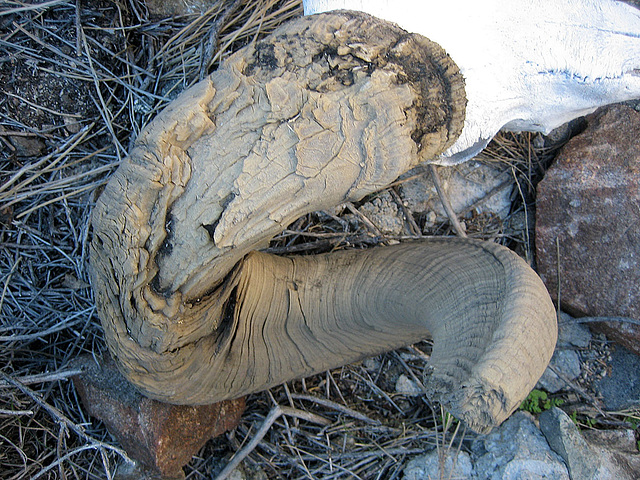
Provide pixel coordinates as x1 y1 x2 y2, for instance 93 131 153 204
90 12 556 433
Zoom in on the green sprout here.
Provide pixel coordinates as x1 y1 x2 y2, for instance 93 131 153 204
520 389 564 413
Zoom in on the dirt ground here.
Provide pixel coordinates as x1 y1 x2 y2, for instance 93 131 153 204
1 1 637 479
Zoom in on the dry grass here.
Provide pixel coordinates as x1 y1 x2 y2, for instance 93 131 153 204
0 1 612 479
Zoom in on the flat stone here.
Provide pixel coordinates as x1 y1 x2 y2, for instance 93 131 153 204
596 345 640 410
72 355 245 479
9 134 46 157
536 105 640 353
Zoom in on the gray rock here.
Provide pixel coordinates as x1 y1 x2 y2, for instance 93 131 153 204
400 160 513 226
596 346 640 410
539 407 599 479
583 429 640 479
395 374 422 396
540 407 640 480
403 450 473 480
557 311 592 349
403 409 640 480
471 412 569 480
536 349 581 393
358 191 405 235
536 312 591 393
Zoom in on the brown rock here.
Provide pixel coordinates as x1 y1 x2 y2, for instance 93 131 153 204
72 355 245 479
536 105 640 353
589 318 640 357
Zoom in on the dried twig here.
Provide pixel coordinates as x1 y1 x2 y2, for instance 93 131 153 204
290 393 381 425
389 187 422 236
428 164 467 237
0 371 129 459
215 405 330 480
345 202 384 237
0 369 82 387
199 0 244 80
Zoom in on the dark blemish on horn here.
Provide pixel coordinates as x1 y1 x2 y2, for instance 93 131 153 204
202 223 218 243
202 193 235 244
214 286 238 354
157 213 175 257
150 272 172 297
245 42 278 75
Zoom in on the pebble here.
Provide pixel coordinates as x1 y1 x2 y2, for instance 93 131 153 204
395 374 422 396
557 311 592 349
357 191 405 235
9 135 46 157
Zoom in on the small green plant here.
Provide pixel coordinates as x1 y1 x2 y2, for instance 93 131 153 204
570 410 578 424
439 410 459 432
520 389 564 413
569 411 598 429
625 415 639 430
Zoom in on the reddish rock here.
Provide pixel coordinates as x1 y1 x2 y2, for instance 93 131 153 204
589 319 640 357
536 105 640 354
73 355 245 479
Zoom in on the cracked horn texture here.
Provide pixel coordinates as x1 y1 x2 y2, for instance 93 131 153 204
90 11 556 433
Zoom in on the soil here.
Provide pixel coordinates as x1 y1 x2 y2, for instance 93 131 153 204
0 2 117 134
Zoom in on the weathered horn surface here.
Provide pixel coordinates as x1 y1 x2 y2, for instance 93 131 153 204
90 11 556 433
